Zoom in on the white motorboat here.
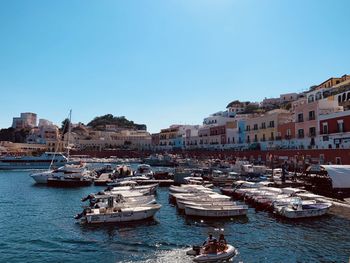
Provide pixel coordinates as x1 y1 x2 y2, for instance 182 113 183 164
188 244 237 262
184 205 248 217
134 164 154 178
88 194 157 208
274 198 332 219
80 204 161 224
177 200 237 210
30 163 92 184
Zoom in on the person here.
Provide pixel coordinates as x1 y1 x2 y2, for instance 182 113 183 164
204 239 218 254
218 234 227 251
202 234 216 246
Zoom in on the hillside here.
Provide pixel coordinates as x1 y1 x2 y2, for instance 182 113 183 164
87 114 147 130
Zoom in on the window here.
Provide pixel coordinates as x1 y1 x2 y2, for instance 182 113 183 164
316 92 322 100
298 113 304 122
322 123 328 134
309 127 316 137
309 111 315 120
343 93 346 102
269 121 275 128
254 134 258 142
254 124 258 130
261 122 266 129
347 92 350 101
337 120 344 133
270 132 274 141
247 136 250 143
308 95 314 103
298 129 304 138
246 125 250 131
338 95 342 103
286 129 291 136
262 134 266 141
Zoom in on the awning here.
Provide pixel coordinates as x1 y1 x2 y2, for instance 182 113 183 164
321 165 350 188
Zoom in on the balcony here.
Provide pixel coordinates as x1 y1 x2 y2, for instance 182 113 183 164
298 134 304 139
285 135 292 140
275 136 282 141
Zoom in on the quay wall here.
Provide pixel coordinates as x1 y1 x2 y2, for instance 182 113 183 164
71 149 350 165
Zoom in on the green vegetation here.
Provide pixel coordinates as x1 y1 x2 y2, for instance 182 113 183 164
87 114 146 130
0 127 30 143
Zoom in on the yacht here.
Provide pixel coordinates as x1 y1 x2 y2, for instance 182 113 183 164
0 152 67 170
30 163 92 184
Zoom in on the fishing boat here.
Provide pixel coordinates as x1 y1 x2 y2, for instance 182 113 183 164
0 152 67 170
184 204 248 218
177 200 237 210
133 164 154 178
78 204 161 224
86 194 157 208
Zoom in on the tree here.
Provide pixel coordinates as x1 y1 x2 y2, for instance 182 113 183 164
61 118 71 135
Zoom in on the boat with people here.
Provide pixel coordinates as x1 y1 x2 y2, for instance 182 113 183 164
0 152 67 170
187 232 237 262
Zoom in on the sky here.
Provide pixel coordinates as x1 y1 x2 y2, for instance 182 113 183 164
0 0 349 133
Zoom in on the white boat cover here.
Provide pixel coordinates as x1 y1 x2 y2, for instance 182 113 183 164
321 165 350 188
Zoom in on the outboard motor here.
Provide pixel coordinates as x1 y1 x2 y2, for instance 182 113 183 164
193 246 201 255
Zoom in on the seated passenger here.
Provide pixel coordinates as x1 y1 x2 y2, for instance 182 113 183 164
218 234 227 251
203 234 216 247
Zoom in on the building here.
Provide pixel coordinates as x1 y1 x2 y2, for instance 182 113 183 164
12 112 37 129
319 110 350 150
279 93 298 103
293 96 342 149
315 74 350 90
245 109 293 150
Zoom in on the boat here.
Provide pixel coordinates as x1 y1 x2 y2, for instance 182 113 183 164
86 194 157 208
30 162 93 184
187 244 237 262
133 164 154 178
184 204 248 218
143 154 177 167
177 200 237 210
0 152 67 170
78 204 161 224
274 197 332 219
47 175 93 187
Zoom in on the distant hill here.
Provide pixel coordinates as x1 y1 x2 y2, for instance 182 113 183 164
87 114 147 131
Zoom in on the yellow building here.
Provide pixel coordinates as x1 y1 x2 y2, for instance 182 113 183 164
245 109 292 143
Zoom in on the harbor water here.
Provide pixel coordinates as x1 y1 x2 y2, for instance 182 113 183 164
0 170 349 263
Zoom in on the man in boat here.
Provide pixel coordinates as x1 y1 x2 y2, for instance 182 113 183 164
202 234 216 247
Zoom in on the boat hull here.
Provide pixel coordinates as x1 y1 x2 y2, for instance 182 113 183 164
47 178 92 187
185 206 248 218
193 245 236 263
84 205 161 224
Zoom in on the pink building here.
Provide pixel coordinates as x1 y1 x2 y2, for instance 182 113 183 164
293 97 342 148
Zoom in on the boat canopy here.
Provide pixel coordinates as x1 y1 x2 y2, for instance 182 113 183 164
321 165 350 188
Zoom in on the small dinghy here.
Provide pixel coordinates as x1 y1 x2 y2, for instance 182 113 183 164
187 244 237 262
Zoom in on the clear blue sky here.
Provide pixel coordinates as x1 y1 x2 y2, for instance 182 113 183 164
0 0 349 133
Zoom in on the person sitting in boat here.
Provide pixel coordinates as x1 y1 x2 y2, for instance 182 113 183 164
218 234 227 251
202 234 216 246
204 239 219 254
